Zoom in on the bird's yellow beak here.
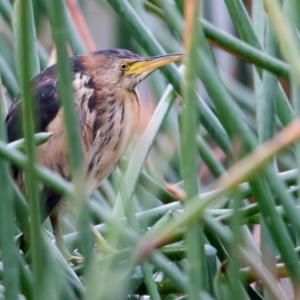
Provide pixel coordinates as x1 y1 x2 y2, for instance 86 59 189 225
126 53 184 75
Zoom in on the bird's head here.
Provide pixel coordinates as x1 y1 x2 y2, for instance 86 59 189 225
84 49 184 91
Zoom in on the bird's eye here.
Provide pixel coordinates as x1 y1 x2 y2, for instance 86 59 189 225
120 63 129 71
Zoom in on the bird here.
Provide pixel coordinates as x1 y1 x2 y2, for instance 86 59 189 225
5 48 184 260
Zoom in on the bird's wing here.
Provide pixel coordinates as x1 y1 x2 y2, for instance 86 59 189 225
5 65 65 220
4 58 102 219
5 65 60 143
5 65 60 189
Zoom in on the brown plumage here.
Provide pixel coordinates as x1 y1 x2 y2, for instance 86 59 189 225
5 48 183 258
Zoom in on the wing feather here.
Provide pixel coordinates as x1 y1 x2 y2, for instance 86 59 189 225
4 55 104 219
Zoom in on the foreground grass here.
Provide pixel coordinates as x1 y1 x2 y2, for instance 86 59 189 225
0 0 300 299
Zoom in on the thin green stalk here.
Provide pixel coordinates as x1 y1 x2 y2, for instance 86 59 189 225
257 24 278 144
201 20 289 79
47 0 88 261
224 0 261 48
61 1 87 55
239 247 288 300
18 255 33 300
143 0 165 20
198 51 254 140
0 76 18 300
0 0 12 25
37 43 49 71
264 0 300 87
224 0 294 128
263 4 300 282
135 280 181 295
240 225 261 262
227 194 246 299
116 168 161 299
292 0 300 29
0 54 19 97
47 0 83 194
0 78 7 128
150 252 186 292
0 140 74 196
14 1 43 298
292 82 300 205
138 171 177 204
264 168 300 234
7 132 52 151
0 0 48 72
215 271 235 300
285 0 300 207
251 0 264 147
256 19 279 299
196 135 226 178
38 234 84 300
214 204 300 226
287 7 300 281
11 179 30 235
181 0 208 296
140 264 161 300
223 74 256 114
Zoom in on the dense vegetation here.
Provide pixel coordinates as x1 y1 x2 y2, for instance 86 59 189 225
1 0 300 299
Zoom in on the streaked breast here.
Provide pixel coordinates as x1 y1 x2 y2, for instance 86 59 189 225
85 88 140 195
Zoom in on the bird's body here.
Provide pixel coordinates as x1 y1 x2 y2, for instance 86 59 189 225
35 60 140 198
5 49 183 257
